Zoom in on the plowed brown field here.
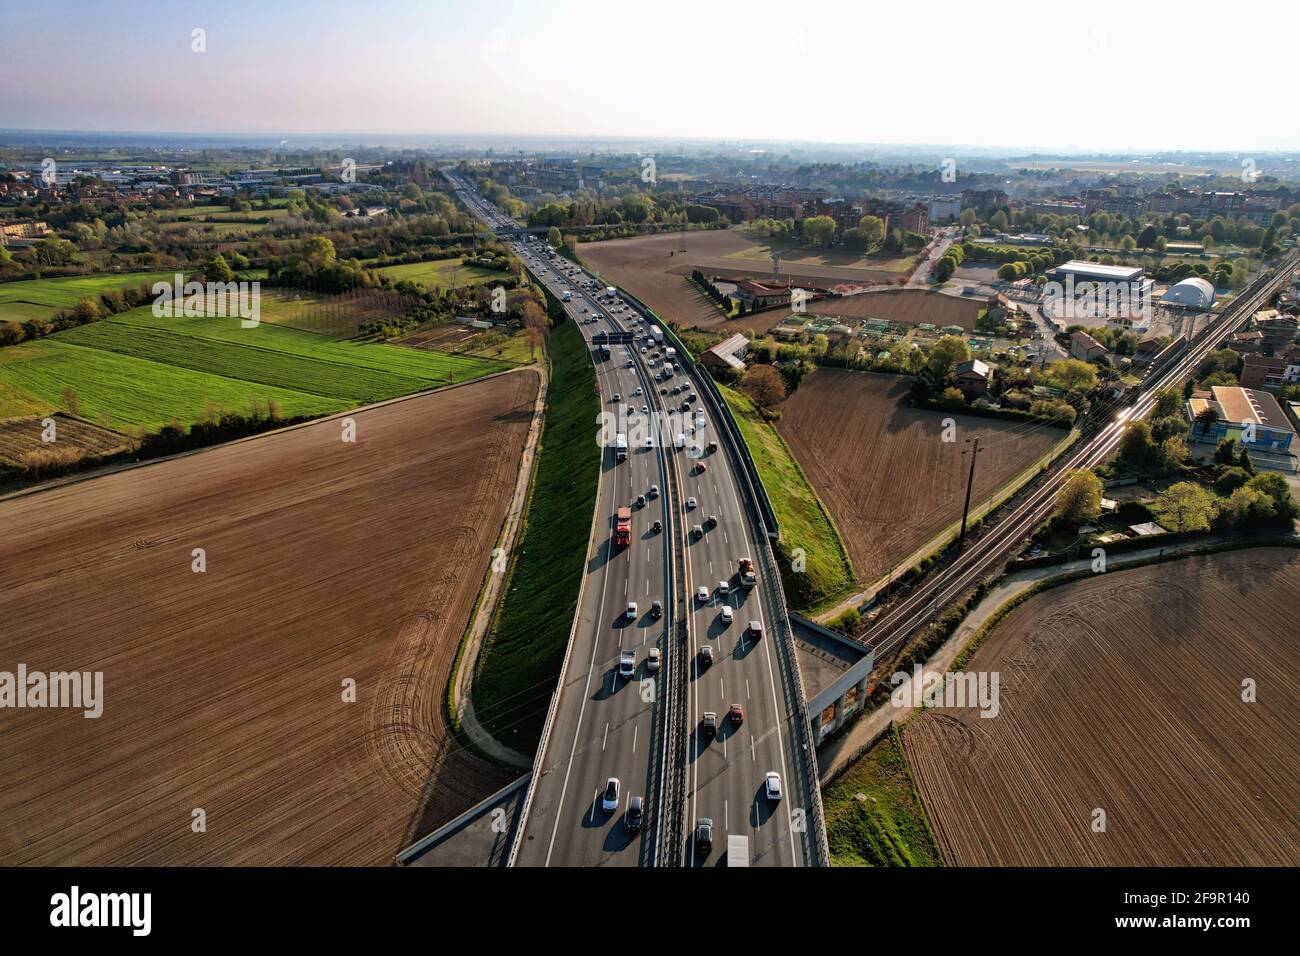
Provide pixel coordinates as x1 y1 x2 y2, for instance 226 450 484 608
903 548 1300 866
581 231 904 334
807 288 983 331
0 369 539 865
776 369 1060 584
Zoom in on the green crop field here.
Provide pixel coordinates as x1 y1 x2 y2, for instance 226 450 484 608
372 258 503 290
0 300 508 430
0 272 176 324
0 339 343 428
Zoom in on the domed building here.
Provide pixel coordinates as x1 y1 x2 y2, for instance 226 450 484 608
1161 276 1215 310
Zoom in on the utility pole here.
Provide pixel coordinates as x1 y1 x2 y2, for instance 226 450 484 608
959 437 982 549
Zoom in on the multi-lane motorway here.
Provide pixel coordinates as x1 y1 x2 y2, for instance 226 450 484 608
446 172 819 866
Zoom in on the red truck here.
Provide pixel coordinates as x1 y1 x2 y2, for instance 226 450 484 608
738 558 756 589
615 507 632 548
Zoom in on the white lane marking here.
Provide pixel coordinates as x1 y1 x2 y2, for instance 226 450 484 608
750 735 756 761
720 678 725 699
602 723 609 751
542 327 636 866
714 440 801 867
746 679 751 700
632 725 638 755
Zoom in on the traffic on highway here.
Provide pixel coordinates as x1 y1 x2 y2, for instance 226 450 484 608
448 171 820 866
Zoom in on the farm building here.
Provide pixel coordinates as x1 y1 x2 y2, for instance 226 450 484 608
732 279 794 309
954 359 991 397
1186 386 1296 451
701 332 750 373
1160 276 1216 310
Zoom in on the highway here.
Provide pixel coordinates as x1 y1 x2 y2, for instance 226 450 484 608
446 171 821 866
862 246 1300 658
679 402 817 866
448 170 675 865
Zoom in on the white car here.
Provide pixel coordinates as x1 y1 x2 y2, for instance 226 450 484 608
646 647 661 672
602 777 621 812
686 497 697 510
720 606 733 625
648 485 659 498
719 581 730 597
696 586 709 603
643 436 653 449
618 650 635 679
626 601 638 621
764 772 782 802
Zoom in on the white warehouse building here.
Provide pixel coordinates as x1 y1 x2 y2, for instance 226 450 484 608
1160 276 1216 310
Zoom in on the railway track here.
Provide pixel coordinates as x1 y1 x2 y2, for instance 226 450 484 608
863 248 1300 660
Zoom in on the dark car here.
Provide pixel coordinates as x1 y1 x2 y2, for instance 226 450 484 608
696 818 713 854
699 645 714 667
729 704 744 726
707 441 718 453
625 795 645 831
635 494 646 508
650 599 662 619
652 520 663 534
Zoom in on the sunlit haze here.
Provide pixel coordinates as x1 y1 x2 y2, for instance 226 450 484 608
3 0 1297 151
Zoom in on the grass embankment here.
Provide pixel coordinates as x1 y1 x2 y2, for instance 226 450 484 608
719 383 854 610
471 318 599 748
823 726 941 867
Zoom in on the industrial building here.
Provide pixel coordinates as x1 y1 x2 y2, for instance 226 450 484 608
1186 386 1296 451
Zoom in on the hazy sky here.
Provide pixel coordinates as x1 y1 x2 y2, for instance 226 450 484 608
3 0 1297 152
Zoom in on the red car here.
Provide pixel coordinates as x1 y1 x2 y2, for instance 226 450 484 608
697 462 707 474
728 704 744 726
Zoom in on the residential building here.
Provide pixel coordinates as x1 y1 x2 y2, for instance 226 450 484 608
960 188 1009 211
927 196 961 221
1240 350 1300 390
0 219 51 245
1069 330 1107 362
954 359 991 397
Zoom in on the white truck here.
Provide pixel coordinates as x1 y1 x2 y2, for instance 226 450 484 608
650 326 664 344
605 286 617 299
727 834 749 867
562 291 572 301
665 347 676 362
615 433 628 463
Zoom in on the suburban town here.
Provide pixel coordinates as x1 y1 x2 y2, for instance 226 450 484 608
0 0 1292 942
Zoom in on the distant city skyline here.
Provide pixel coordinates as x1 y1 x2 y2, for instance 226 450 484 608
3 0 1298 153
